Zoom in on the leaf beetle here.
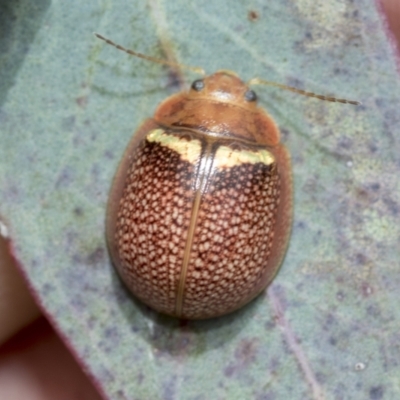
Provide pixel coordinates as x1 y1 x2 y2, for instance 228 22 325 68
96 33 358 319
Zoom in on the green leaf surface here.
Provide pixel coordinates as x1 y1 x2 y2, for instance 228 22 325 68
1 0 399 399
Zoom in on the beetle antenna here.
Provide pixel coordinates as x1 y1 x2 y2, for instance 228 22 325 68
94 33 205 76
248 77 360 105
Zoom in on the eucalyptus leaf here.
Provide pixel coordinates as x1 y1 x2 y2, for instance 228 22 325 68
1 0 399 399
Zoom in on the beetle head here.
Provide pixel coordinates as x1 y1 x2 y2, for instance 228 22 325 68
189 71 258 110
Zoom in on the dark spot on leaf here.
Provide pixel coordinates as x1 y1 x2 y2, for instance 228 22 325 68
234 338 258 365
87 247 105 265
366 304 380 317
354 186 376 207
315 372 326 384
136 372 144 384
336 291 345 301
337 136 353 149
355 187 368 201
295 220 306 230
336 275 345 285
61 116 75 131
248 10 259 21
55 167 73 189
130 325 140 333
167 69 182 92
329 337 337 346
369 386 384 400
104 149 114 159
369 182 380 192
280 128 290 142
162 376 177 400
87 316 97 330
91 163 100 180
324 313 336 328
368 141 378 153
383 197 399 216
264 320 275 330
269 357 280 371
224 338 259 377
31 258 39 268
71 295 85 309
73 207 83 217
374 98 384 108
255 392 275 400
42 283 54 295
361 282 373 297
355 253 367 265
104 326 119 340
76 96 88 108
116 389 129 400
224 364 235 377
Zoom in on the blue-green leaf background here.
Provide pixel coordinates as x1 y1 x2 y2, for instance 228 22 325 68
1 0 399 399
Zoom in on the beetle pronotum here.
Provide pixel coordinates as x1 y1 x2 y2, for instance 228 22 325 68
96 33 358 319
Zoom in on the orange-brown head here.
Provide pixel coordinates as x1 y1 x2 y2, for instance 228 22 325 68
154 71 280 146
187 70 258 108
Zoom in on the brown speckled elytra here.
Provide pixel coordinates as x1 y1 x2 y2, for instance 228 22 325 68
96 33 359 319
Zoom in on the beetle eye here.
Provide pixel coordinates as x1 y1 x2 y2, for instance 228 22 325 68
191 79 205 91
244 89 257 102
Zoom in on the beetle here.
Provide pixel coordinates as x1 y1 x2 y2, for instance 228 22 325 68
96 33 358 319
